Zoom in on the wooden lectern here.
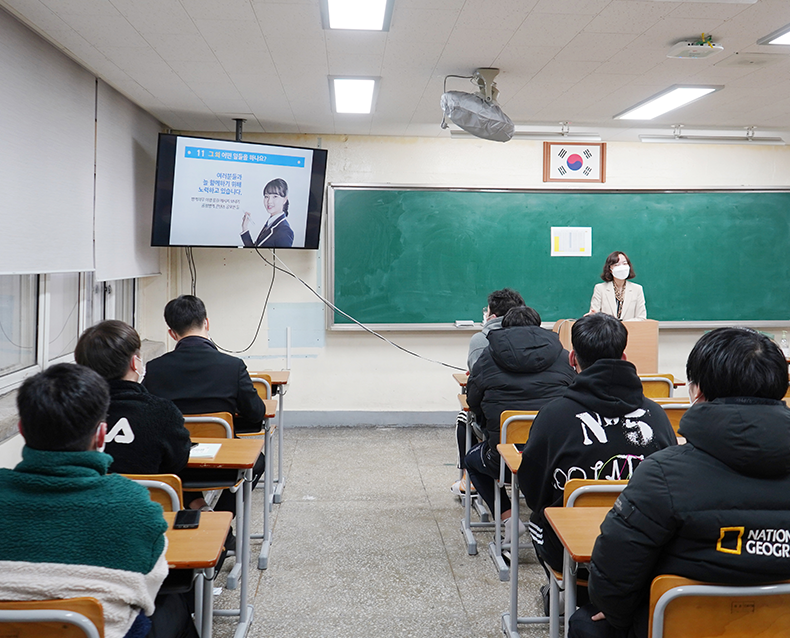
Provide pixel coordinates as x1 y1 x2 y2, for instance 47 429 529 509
623 319 658 374
553 318 659 374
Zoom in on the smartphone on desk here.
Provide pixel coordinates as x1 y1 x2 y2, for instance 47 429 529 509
173 509 201 529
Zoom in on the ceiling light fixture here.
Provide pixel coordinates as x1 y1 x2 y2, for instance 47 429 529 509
321 0 393 31
330 77 378 114
640 125 785 146
451 122 601 142
757 23 790 46
614 85 722 120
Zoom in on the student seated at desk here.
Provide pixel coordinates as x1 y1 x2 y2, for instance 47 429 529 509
518 313 675 575
452 287 525 496
74 320 209 511
0 364 198 638
144 295 265 534
465 305 575 540
571 327 790 638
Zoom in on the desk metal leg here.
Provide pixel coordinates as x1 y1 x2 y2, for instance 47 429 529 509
256 423 273 569
502 477 521 638
201 567 215 638
226 481 244 590
489 469 509 581
461 413 493 555
563 549 577 638
273 389 285 503
214 467 255 638
501 472 549 638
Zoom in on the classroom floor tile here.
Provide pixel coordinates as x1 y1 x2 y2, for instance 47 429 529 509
209 426 550 638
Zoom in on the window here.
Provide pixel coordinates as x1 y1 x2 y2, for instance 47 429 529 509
0 275 37 378
0 273 137 393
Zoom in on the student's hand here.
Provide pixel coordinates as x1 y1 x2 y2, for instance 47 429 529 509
241 211 251 233
591 612 606 621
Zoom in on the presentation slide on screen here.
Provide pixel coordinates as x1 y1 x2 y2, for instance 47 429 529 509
168 137 314 247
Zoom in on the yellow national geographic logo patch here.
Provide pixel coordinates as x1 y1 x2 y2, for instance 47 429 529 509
717 527 744 555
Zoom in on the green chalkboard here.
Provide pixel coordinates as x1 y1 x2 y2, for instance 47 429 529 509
331 188 790 324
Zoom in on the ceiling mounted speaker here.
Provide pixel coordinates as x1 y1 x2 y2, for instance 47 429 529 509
440 68 515 143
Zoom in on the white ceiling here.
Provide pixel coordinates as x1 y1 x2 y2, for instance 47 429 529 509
3 0 790 141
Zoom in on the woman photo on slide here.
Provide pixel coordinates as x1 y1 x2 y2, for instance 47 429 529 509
240 178 294 248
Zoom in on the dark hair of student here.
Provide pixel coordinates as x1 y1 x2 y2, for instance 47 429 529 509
600 251 636 282
164 295 207 336
17 363 110 452
571 313 628 370
487 288 525 319
74 320 140 381
501 306 542 328
264 178 289 215
686 327 788 401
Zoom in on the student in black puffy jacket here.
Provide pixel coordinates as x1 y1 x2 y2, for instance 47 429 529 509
465 305 576 529
519 313 676 574
571 327 790 638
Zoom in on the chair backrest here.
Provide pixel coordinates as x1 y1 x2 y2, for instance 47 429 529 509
563 478 628 507
0 597 104 638
183 412 234 438
658 404 690 434
639 375 674 398
648 574 790 638
122 473 184 511
499 410 538 445
250 374 272 400
552 319 575 352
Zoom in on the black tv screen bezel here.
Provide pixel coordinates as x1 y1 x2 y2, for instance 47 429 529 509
151 133 328 250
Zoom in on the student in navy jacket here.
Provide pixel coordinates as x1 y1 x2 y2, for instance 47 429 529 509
571 327 790 638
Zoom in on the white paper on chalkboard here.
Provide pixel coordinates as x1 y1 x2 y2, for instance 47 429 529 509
551 227 592 257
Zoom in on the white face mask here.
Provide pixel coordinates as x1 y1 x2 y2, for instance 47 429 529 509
611 264 630 280
134 355 146 384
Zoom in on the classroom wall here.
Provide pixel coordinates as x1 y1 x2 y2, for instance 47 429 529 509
137 134 790 425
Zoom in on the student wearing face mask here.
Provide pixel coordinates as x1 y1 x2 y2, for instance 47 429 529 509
589 251 647 321
74 320 194 480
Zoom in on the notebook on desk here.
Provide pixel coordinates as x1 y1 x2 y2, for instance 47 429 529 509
190 443 221 459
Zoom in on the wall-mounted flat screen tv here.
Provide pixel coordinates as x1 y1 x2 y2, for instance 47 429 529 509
151 133 328 249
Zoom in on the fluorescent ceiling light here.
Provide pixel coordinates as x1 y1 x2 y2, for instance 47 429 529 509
758 24 790 46
640 134 785 146
615 85 722 120
323 0 392 30
331 78 377 114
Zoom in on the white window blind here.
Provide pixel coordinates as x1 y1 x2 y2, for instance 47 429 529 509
0 8 95 275
95 80 162 282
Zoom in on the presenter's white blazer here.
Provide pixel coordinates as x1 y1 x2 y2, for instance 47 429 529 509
589 281 647 321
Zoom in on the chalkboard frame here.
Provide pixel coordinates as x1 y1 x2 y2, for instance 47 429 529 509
327 184 790 331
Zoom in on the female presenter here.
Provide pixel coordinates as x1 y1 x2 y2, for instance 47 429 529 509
589 251 647 320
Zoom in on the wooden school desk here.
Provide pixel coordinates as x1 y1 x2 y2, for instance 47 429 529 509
544 507 610 637
187 438 264 638
164 510 232 638
250 370 290 503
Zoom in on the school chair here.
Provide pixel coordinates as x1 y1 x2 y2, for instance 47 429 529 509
545 479 628 638
122 473 184 511
490 410 537 581
0 598 104 638
649 575 790 638
552 319 574 352
639 374 675 398
182 412 234 438
656 403 690 435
